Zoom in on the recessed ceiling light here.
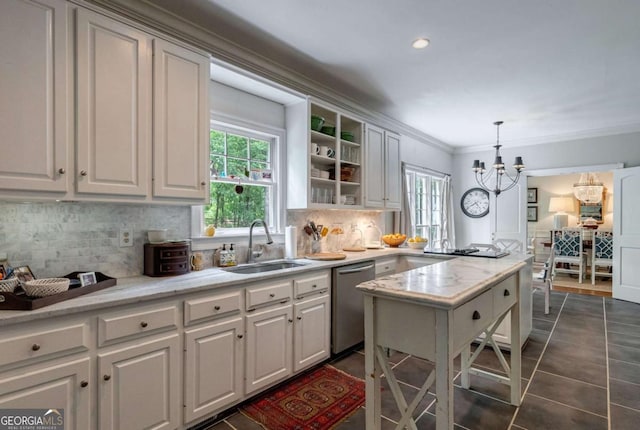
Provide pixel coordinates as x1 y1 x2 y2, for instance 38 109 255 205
412 38 430 49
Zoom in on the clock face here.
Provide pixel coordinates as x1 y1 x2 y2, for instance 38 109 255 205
461 188 490 218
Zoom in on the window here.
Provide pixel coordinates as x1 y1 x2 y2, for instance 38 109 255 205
405 168 443 245
193 120 283 239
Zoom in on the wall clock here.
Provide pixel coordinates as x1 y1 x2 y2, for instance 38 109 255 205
461 188 490 218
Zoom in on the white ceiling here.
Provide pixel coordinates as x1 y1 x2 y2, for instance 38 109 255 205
146 0 640 149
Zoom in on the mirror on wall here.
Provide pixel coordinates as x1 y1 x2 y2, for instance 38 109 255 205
578 191 605 223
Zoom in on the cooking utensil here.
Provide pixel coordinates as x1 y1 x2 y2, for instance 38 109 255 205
303 225 314 237
309 221 320 240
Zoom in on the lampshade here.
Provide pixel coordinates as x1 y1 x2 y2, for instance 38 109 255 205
548 197 574 213
573 173 604 203
606 195 614 213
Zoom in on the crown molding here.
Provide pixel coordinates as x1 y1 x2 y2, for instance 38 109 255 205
84 0 453 154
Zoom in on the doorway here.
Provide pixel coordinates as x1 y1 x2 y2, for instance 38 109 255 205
523 164 622 297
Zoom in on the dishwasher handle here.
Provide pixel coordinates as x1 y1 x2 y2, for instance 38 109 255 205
337 264 375 275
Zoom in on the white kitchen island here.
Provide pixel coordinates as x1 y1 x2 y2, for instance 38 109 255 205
357 254 532 430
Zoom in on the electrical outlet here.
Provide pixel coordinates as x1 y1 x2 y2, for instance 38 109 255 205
119 228 133 247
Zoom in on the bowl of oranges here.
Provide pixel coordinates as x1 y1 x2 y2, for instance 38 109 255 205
381 233 407 247
407 236 428 249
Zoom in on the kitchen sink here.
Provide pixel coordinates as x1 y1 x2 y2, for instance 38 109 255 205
222 260 308 274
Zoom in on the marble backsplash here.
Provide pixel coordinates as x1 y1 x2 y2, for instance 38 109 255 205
0 202 389 278
0 202 190 278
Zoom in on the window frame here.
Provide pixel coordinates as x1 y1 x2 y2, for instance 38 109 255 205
405 167 443 246
191 114 286 249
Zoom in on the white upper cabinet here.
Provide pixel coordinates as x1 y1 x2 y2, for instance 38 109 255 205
76 8 151 196
365 125 401 209
286 99 364 209
0 2 210 203
153 39 209 200
385 131 401 209
0 0 69 193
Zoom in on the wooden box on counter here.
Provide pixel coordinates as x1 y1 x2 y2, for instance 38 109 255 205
144 242 190 277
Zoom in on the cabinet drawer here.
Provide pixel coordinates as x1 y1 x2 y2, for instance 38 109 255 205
492 276 517 318
184 291 242 326
0 324 89 368
246 281 292 310
160 261 189 274
453 290 493 351
98 305 178 346
159 248 188 260
375 258 396 276
294 273 329 298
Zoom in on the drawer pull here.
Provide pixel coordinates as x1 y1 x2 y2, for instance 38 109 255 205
472 311 481 320
297 316 302 320
140 321 148 328
280 299 289 304
214 305 221 311
504 289 510 297
237 334 243 339
312 284 317 288
80 380 89 388
269 293 275 298
31 344 40 351
103 375 111 381
288 319 293 323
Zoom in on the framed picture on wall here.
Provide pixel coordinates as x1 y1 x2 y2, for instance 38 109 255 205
527 206 538 222
527 188 538 204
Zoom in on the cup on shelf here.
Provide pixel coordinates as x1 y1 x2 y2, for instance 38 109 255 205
319 146 335 158
319 170 330 179
342 146 351 162
311 143 319 155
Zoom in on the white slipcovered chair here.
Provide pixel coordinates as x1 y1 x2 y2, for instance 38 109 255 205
592 230 613 285
552 228 587 283
533 250 554 314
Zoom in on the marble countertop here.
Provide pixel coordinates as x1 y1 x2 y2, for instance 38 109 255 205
356 253 532 309
0 247 446 325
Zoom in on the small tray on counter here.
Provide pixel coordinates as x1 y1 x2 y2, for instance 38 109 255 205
0 272 117 311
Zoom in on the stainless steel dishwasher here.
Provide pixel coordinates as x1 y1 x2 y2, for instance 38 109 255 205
331 260 376 354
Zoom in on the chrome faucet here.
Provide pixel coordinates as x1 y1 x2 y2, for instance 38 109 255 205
248 219 274 263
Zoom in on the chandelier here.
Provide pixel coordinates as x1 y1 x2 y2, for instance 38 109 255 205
472 121 525 196
573 173 604 204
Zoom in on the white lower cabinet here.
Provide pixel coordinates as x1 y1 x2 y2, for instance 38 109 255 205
293 293 330 372
245 304 293 395
0 357 91 429
98 334 180 430
184 317 244 423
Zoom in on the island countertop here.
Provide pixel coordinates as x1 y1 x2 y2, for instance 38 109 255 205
356 253 532 309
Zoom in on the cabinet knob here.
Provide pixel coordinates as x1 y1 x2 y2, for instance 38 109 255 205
103 375 111 381
31 344 40 351
312 284 317 288
296 316 302 320
269 293 275 298
472 310 481 320
214 305 221 311
200 181 206 186
140 321 148 328
58 168 66 174
504 289 510 297
288 319 293 323
80 170 87 176
237 334 243 339
80 380 89 388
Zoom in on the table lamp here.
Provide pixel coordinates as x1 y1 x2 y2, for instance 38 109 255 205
549 196 574 229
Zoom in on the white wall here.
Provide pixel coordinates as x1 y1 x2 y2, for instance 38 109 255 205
400 134 453 174
453 131 640 247
210 80 285 129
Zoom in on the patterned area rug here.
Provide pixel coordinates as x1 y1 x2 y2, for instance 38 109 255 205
241 365 365 430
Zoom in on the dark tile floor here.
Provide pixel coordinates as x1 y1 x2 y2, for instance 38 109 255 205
207 290 640 429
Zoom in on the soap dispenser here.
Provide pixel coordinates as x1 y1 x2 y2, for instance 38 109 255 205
228 243 237 266
219 244 228 267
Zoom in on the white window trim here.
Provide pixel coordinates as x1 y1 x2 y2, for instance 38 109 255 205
191 112 286 250
405 165 444 244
